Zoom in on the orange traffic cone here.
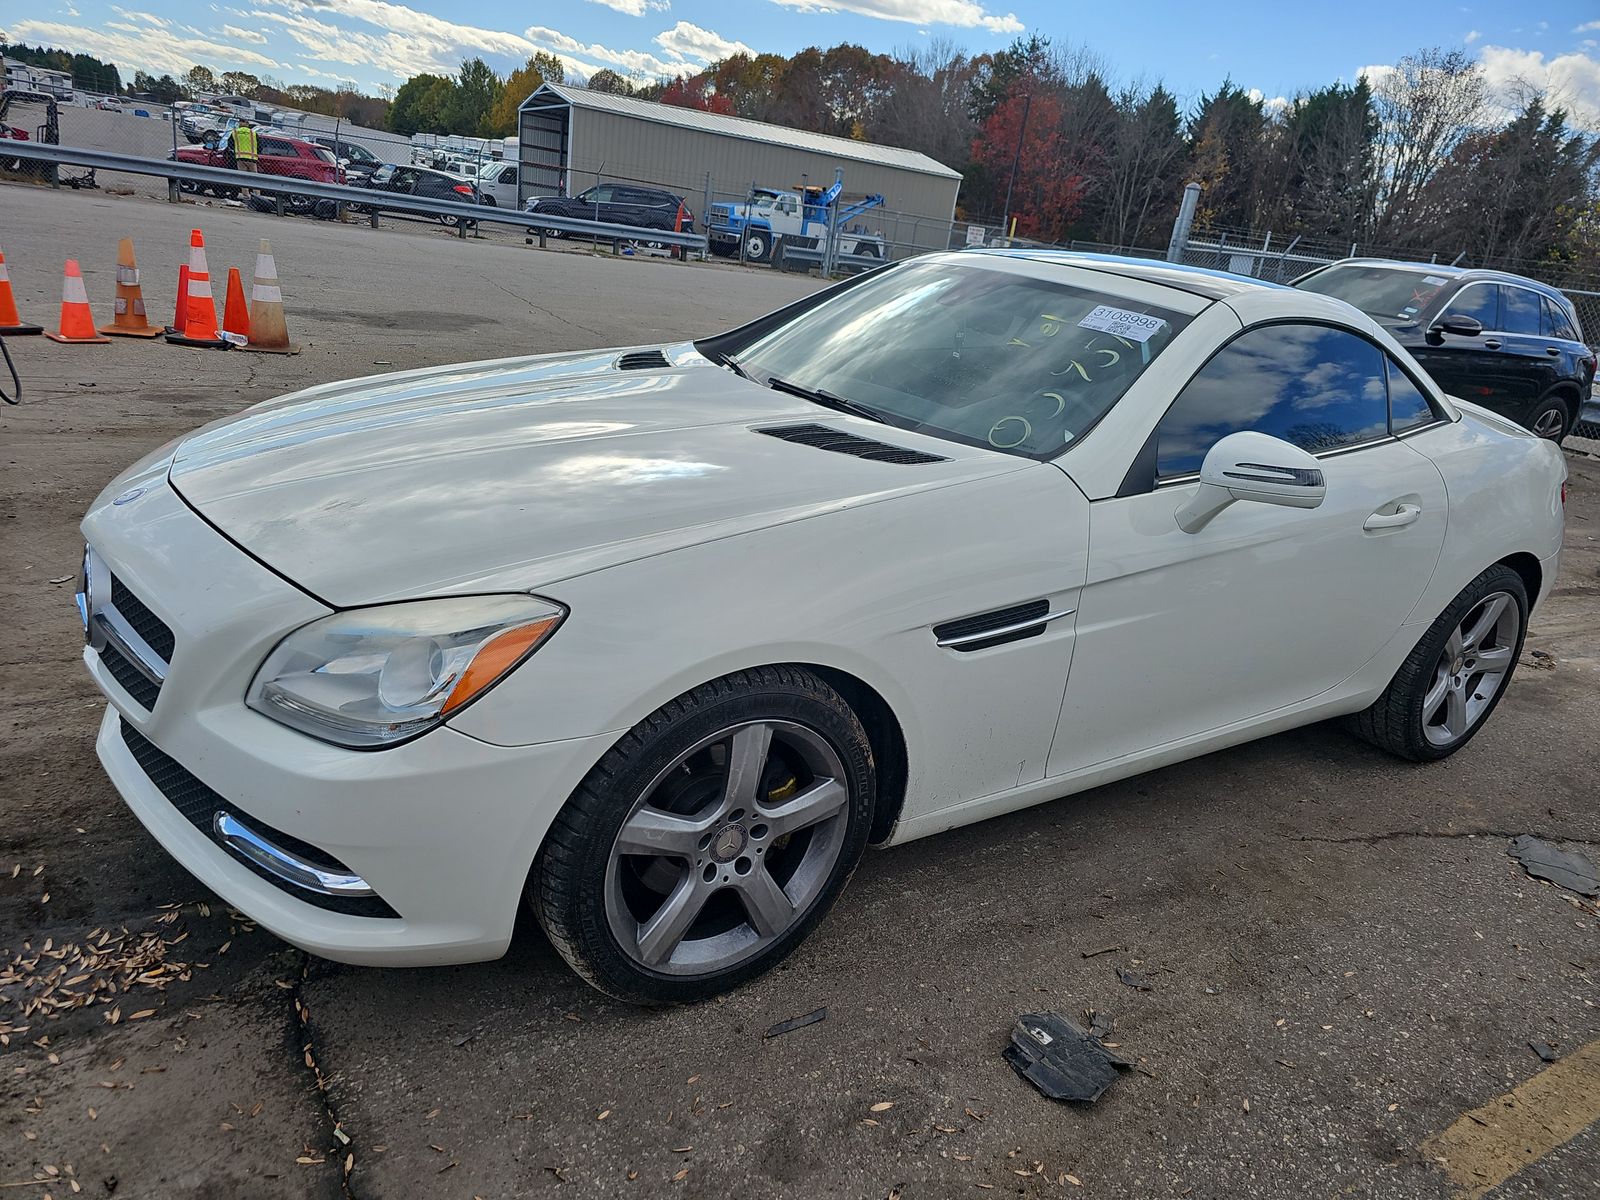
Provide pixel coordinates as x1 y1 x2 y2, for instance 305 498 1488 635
45 260 111 344
0 241 43 336
99 237 163 338
220 267 250 345
165 229 229 349
241 239 298 354
168 264 189 334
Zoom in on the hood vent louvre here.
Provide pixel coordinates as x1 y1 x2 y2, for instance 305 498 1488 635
615 349 671 371
757 422 947 465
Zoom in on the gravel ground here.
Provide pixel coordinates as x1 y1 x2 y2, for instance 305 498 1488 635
1 184 1597 1200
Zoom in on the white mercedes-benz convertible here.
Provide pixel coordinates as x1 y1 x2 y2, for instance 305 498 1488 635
79 252 1567 1002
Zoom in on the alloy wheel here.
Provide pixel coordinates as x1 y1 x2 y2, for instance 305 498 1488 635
1423 591 1520 746
603 719 851 976
1531 406 1567 439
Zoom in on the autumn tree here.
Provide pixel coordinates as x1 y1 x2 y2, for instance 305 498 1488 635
586 68 635 96
488 51 564 137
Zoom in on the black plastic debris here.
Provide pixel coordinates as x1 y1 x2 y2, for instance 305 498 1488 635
764 1007 827 1039
1529 1040 1561 1063
1004 1011 1130 1102
1508 836 1599 898
1115 966 1154 992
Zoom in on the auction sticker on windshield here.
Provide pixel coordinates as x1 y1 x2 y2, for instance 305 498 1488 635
1077 305 1166 342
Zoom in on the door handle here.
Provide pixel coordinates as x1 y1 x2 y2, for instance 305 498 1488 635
1546 346 1562 357
1364 503 1422 531
1482 339 1502 350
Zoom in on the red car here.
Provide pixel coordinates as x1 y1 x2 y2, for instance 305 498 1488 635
173 131 344 199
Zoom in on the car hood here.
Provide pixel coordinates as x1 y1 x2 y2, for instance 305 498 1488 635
167 345 1025 606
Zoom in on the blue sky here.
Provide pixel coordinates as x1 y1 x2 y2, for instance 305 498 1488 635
4 0 1598 125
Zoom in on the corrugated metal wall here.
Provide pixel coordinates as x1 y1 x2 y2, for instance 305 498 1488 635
563 107 959 250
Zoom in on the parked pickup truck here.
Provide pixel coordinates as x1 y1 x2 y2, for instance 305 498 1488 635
708 182 885 264
172 131 343 200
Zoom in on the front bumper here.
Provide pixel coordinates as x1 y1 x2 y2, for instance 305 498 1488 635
81 461 617 967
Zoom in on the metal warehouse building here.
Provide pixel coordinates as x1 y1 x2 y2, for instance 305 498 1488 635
518 82 962 251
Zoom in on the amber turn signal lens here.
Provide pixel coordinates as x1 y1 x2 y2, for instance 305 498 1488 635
442 616 562 715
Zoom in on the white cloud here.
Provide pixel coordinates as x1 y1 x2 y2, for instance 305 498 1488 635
222 23 269 43
1246 86 1289 113
767 0 1023 35
1476 44 1600 127
586 0 670 14
1578 21 1600 33
653 21 754 63
6 14 285 77
524 24 690 77
110 7 171 27
1464 29 1481 44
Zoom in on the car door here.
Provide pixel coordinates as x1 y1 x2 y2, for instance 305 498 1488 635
257 136 296 177
1496 285 1564 411
1409 282 1522 413
1048 322 1449 777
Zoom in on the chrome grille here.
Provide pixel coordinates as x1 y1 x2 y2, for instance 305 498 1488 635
79 546 174 710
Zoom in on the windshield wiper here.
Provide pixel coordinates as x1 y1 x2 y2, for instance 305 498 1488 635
766 376 887 425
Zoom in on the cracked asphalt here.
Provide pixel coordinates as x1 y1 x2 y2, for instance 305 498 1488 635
2 185 1598 1199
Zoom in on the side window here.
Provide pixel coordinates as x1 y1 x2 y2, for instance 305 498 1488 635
584 185 616 205
389 168 418 190
1156 324 1390 478
1387 358 1437 434
260 137 294 157
1442 283 1499 329
499 166 517 185
1501 287 1543 335
1542 297 1579 342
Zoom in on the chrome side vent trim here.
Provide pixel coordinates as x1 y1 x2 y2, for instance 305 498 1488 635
616 349 671 371
933 599 1075 651
757 423 947 465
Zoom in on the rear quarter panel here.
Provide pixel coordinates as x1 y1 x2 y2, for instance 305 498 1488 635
1402 404 1566 616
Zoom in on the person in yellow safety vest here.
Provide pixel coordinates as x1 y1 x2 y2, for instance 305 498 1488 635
230 120 260 196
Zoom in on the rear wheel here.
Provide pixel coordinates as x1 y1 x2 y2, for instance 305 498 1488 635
533 667 875 1004
1344 564 1527 761
1528 394 1572 442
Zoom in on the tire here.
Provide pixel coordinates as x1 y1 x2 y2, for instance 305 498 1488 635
1527 394 1573 442
533 666 876 1004
1344 563 1528 761
743 231 771 263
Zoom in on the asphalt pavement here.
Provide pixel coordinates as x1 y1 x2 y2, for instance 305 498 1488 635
1 184 1597 1200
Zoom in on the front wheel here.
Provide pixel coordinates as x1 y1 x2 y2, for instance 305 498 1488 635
742 231 771 263
1345 564 1528 761
533 666 875 1004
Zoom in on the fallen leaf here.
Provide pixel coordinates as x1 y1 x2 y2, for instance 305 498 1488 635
870 1101 895 1113
597 1110 611 1121
673 1168 689 1182
1065 1174 1083 1187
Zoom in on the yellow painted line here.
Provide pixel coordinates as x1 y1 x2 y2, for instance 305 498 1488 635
1422 1038 1600 1197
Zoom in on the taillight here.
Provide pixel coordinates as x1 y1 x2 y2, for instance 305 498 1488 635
1561 481 1568 509
453 184 472 195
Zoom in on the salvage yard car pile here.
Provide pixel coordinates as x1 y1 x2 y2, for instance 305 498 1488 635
77 250 1566 1005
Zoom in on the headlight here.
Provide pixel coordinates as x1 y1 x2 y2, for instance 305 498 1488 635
246 595 565 748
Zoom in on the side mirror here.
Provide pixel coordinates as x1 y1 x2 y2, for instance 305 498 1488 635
1431 313 1482 339
1175 431 1327 533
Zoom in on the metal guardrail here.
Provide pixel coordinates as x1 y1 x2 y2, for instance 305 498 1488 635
0 141 710 252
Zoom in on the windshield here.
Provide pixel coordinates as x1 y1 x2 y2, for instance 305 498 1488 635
1296 264 1455 322
732 260 1191 459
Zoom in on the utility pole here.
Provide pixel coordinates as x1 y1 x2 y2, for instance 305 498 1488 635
1000 92 1031 246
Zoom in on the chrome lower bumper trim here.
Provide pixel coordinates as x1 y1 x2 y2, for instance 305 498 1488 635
213 811 376 897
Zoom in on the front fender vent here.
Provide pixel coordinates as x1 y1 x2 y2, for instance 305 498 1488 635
757 423 947 465
934 598 1053 652
615 349 671 371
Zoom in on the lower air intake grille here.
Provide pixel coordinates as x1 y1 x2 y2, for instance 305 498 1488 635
118 719 398 918
757 423 947 465
100 642 160 711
